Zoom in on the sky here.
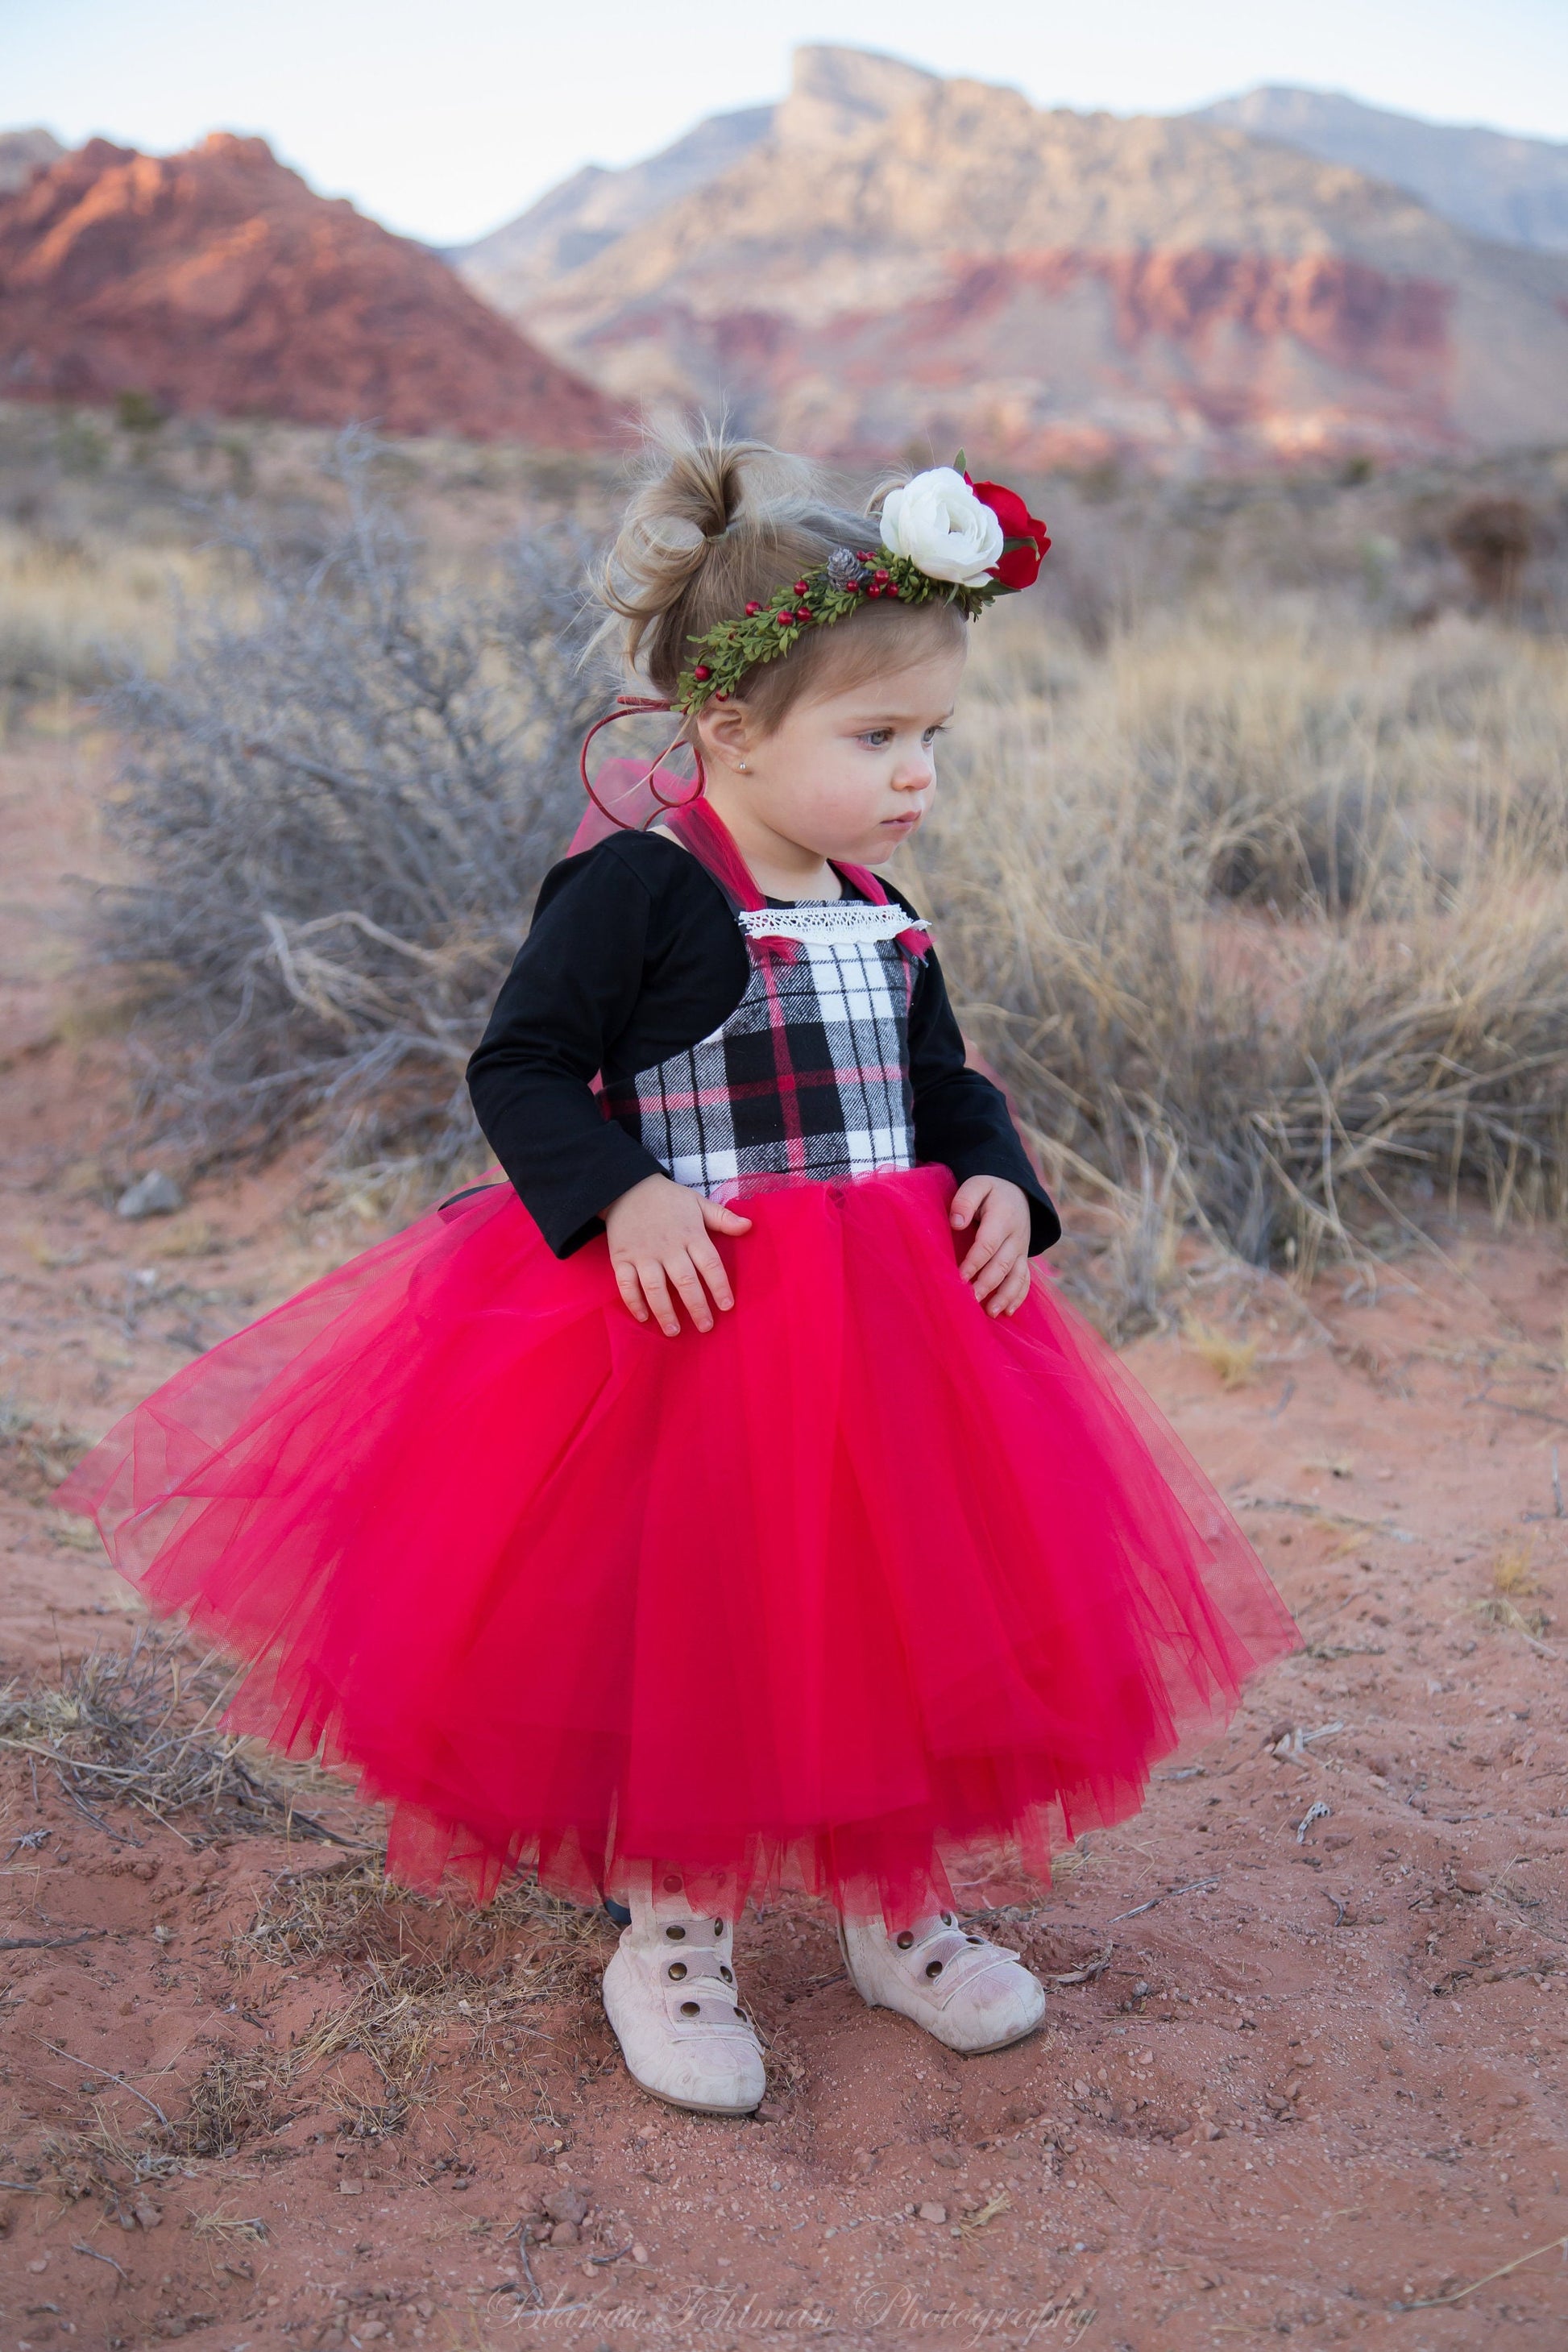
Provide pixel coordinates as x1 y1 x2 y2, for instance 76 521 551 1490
6 0 1567 247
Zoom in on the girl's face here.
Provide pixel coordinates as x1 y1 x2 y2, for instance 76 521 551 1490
697 636 968 878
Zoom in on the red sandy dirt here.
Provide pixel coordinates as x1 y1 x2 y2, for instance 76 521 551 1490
0 136 620 447
2 722 1568 2349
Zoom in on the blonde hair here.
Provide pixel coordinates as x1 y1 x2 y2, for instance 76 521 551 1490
595 426 965 731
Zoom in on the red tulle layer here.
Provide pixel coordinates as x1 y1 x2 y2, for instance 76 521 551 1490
59 1168 1296 1918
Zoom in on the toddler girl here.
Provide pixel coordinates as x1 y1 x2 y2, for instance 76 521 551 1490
62 435 1296 2117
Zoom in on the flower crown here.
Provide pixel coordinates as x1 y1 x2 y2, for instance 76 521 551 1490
674 462 1050 716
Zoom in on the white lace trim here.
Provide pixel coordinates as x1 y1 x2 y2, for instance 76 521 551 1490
736 902 928 947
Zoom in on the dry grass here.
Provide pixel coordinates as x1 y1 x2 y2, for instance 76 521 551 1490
1491 1544 1540 1597
0 1628 346 1847
1180 1315 1261 1389
0 1394 93 1500
923 600 1568 1303
0 521 233 694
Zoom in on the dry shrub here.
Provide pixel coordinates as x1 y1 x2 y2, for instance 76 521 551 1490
926 602 1568 1281
98 432 606 1176
0 1627 342 1845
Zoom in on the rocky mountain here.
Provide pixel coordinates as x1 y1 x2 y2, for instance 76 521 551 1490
455 48 935 312
455 46 1568 471
0 133 619 445
1195 87 1568 255
0 129 62 195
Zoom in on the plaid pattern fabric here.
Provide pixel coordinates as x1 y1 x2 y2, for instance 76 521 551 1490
603 903 919 1196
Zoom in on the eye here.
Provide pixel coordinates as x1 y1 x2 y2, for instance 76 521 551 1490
857 728 894 748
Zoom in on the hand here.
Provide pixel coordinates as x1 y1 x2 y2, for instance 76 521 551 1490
951 1174 1033 1317
603 1172 752 1336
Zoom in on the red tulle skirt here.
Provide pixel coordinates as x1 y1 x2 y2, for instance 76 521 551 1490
59 1168 1296 1919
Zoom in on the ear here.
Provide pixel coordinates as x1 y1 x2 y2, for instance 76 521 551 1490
695 697 757 773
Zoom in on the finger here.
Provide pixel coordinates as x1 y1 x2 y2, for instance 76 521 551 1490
666 1251 716 1334
950 1183 985 1230
689 1241 735 1316
973 1247 1018 1304
612 1259 649 1323
957 1215 1005 1282
989 1264 1032 1317
700 1198 753 1234
637 1262 682 1339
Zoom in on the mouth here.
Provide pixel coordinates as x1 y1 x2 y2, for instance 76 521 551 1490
880 812 923 832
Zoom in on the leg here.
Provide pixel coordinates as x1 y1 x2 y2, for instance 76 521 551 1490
602 1864 765 2116
837 1902 1046 2054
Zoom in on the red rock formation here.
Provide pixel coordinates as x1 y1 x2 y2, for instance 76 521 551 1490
0 135 620 446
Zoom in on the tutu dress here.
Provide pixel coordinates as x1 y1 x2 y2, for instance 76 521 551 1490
59 799 1296 1922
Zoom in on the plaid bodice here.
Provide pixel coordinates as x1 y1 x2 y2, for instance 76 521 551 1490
601 891 928 1199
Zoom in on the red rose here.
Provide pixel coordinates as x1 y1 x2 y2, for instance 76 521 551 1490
966 475 1051 590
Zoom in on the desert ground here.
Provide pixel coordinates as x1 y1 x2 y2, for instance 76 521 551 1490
2 719 1568 2352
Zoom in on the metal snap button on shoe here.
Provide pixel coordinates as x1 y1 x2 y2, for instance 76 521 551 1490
896 1931 915 1949
663 1874 683 1892
666 1924 687 1939
678 1999 700 2017
714 1919 725 1935
668 1961 687 1980
720 1965 733 1982
926 1960 944 1977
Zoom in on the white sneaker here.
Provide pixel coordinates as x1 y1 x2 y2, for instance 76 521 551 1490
838 1906 1046 2054
602 1868 765 2117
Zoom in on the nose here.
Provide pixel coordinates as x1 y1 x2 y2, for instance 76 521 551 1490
892 747 935 791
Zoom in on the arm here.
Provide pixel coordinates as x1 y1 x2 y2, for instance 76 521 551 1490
467 846 670 1258
906 943 1061 1258
467 843 751 1325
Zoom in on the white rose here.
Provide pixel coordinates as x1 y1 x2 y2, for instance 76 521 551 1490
878 467 1004 586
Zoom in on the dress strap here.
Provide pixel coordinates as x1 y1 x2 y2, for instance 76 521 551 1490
662 799 931 961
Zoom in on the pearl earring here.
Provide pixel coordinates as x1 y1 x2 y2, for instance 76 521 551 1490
737 761 749 772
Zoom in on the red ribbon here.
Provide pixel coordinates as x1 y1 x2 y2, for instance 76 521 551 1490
578 696 706 833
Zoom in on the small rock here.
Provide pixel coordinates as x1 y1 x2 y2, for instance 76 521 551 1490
917 2202 948 2225
1453 1869 1488 1895
549 2220 579 2246
415 2300 436 2319
630 2243 649 2266
543 2184 590 2226
118 1170 185 1220
27 2256 48 2273
932 2149 962 2170
134 2199 164 2228
754 2099 785 2122
358 2327 386 2342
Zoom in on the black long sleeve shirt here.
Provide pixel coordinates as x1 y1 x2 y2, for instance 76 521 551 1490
467 829 1059 1261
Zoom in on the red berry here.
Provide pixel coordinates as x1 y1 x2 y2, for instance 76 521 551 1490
885 583 899 598
867 583 882 598
794 580 808 595
775 612 792 628
692 663 711 681
745 601 761 616
715 690 729 700
856 550 872 562
796 606 811 622
873 569 890 583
